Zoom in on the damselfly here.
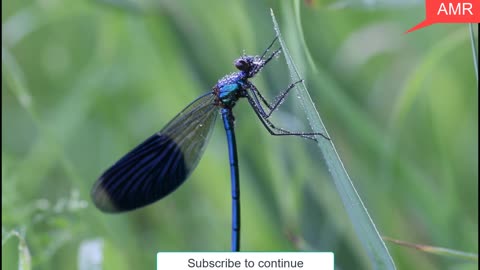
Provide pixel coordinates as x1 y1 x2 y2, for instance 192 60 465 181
91 36 329 251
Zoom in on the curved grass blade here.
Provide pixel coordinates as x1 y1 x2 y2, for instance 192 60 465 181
391 28 469 124
2 229 31 270
91 93 218 212
271 9 396 270
468 23 478 83
383 236 478 262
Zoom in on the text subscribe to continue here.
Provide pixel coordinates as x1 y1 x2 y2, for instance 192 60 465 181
157 252 333 270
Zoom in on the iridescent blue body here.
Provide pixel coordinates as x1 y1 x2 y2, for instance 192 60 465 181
91 37 328 252
214 72 248 252
214 72 248 107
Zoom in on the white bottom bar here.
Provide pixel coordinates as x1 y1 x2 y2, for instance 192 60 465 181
157 252 334 270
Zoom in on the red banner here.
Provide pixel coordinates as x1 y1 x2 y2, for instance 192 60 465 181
406 0 480 33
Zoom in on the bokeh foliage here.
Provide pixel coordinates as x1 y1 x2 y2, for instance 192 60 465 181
2 0 477 269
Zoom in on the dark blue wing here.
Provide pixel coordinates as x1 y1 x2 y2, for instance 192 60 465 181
91 93 218 212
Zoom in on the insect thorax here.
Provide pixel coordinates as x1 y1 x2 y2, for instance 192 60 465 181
213 72 248 108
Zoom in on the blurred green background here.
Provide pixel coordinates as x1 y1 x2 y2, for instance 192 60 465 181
2 0 478 269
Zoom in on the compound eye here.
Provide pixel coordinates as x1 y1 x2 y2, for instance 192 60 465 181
235 59 249 71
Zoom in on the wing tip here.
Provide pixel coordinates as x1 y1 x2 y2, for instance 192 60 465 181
91 179 123 213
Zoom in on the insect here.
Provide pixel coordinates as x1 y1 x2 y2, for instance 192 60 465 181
91 36 329 252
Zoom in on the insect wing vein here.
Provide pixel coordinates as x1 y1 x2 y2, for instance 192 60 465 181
91 93 218 212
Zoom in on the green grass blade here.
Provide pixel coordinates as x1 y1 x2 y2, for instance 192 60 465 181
1 229 31 270
391 28 469 124
468 23 478 83
271 9 396 270
383 237 478 262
